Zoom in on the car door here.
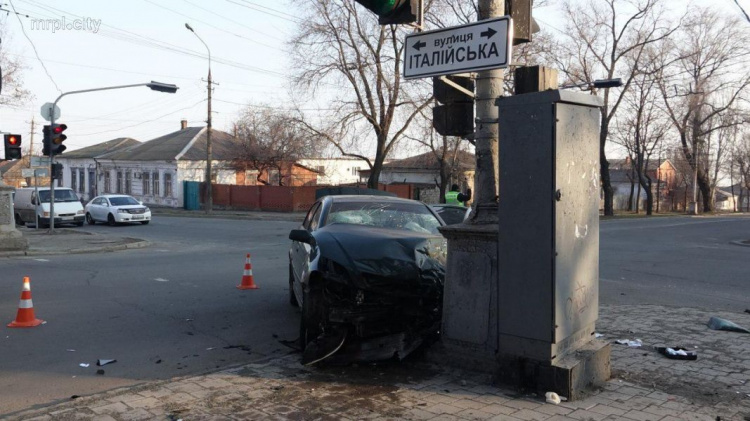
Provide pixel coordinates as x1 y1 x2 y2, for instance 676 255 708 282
291 202 322 300
92 198 107 221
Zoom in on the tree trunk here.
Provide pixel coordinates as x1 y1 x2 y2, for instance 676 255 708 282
628 178 635 211
367 139 387 189
635 182 641 214
697 169 713 212
640 176 653 215
600 125 614 216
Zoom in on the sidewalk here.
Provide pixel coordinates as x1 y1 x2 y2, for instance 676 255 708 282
0 227 150 258
150 207 306 223
7 305 750 420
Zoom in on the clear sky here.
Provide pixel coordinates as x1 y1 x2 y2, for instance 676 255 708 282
0 0 747 155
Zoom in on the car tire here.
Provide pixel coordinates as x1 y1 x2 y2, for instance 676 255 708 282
140 221 149 225
107 214 116 226
14 214 23 226
300 282 325 351
289 263 298 307
86 213 96 225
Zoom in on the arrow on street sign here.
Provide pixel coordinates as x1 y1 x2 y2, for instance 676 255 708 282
403 16 512 80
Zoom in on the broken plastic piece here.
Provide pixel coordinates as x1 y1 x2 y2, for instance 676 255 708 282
545 392 561 404
655 346 697 360
79 363 89 368
615 339 642 347
707 316 750 334
97 359 116 366
594 333 604 338
66 349 76 352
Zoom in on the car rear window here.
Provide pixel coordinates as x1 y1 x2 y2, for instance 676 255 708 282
326 201 442 234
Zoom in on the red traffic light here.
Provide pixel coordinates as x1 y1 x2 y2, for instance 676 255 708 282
7 135 19 146
53 124 68 134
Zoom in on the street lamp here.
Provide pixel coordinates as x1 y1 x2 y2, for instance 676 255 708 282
46 81 179 233
185 23 214 214
561 78 623 90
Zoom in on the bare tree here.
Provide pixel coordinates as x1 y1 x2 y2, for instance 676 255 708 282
290 0 431 189
555 0 678 216
657 8 750 212
233 106 323 186
0 18 31 106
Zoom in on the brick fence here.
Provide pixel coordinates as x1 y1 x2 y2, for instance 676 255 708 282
199 183 415 212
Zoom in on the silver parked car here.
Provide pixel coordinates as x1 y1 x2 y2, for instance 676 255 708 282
85 195 151 226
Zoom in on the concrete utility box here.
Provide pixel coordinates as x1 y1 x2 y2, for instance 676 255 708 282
495 90 609 399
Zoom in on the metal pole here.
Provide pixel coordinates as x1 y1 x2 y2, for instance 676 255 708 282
471 0 503 224
691 148 698 215
49 107 56 233
206 67 213 214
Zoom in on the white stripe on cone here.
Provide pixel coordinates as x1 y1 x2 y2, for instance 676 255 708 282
18 299 33 309
22 283 30 292
243 269 253 276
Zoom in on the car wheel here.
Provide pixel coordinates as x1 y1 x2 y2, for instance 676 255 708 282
300 282 325 351
107 213 116 226
86 213 96 225
140 221 150 225
14 214 23 226
289 263 298 307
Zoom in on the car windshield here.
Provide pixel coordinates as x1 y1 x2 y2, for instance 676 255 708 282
109 197 140 206
326 201 442 234
38 190 78 202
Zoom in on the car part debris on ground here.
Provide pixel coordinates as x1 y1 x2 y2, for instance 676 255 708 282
655 346 698 360
615 338 642 347
97 359 116 366
707 316 750 333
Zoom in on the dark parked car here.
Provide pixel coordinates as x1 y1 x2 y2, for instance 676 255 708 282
430 204 470 225
289 195 447 365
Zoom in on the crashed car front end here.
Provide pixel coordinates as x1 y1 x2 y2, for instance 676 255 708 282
301 225 446 365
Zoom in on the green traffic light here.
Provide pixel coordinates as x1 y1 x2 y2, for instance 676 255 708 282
356 0 399 15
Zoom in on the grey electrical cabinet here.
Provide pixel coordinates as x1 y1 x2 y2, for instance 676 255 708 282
496 90 603 362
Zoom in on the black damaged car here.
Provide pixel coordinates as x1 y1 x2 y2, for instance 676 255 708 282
288 195 447 366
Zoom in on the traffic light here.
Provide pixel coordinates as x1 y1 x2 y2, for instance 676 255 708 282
51 163 63 180
43 123 68 156
433 76 474 137
506 0 540 45
353 0 420 25
4 134 22 160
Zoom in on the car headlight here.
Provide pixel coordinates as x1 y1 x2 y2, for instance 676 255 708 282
117 208 128 213
77 210 84 215
43 212 50 217
144 207 150 213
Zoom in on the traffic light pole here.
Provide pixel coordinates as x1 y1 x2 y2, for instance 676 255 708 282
45 82 179 233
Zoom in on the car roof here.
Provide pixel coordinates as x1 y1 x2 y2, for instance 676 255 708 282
324 195 424 205
99 194 133 198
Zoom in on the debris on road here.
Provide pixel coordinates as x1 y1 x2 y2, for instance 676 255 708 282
615 339 643 347
96 369 105 375
655 346 698 360
707 316 750 333
97 359 116 366
79 363 89 368
66 349 76 352
545 392 561 404
595 333 604 338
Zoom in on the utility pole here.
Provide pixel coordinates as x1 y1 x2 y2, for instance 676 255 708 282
206 68 213 214
28 118 35 168
471 0 503 224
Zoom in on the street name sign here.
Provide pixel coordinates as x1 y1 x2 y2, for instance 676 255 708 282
30 157 51 167
404 17 512 79
22 168 48 177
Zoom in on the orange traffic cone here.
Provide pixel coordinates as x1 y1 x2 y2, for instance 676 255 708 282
237 253 259 290
7 277 44 328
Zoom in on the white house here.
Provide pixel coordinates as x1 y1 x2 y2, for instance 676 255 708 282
56 137 141 202
297 157 371 185
58 121 241 208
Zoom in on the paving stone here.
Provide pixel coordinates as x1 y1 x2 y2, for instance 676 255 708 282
454 407 497 420
90 402 130 415
566 408 609 420
508 408 550 420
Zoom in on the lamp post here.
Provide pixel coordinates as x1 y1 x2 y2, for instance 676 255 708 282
46 81 179 233
185 23 213 214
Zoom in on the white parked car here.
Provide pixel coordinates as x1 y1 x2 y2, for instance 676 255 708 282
85 195 151 226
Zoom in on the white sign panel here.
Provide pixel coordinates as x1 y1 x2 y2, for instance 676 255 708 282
404 17 512 79
31 157 51 167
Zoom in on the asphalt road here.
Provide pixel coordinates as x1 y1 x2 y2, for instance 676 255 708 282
0 216 301 415
0 214 748 415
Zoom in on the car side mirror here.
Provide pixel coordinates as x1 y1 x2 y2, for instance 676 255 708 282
289 229 316 247
31 198 37 205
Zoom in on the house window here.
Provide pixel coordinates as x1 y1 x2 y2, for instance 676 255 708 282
316 165 324 174
153 172 160 196
164 173 173 197
269 169 280 185
125 172 132 194
142 172 150 195
351 167 360 176
104 172 111 193
116 171 123 194
71 168 77 192
79 169 86 193
88 170 95 195
244 170 257 185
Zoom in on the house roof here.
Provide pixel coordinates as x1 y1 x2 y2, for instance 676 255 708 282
0 160 16 175
376 150 475 172
61 138 140 159
100 127 237 161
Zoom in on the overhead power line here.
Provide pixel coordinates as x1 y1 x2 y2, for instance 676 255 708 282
8 0 61 93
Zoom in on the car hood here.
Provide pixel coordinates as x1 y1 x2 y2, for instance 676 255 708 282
314 224 446 295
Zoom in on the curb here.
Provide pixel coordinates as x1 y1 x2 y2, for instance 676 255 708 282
0 239 151 258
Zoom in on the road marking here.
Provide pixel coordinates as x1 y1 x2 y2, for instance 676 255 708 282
34 259 49 262
156 250 170 252
154 278 169 282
